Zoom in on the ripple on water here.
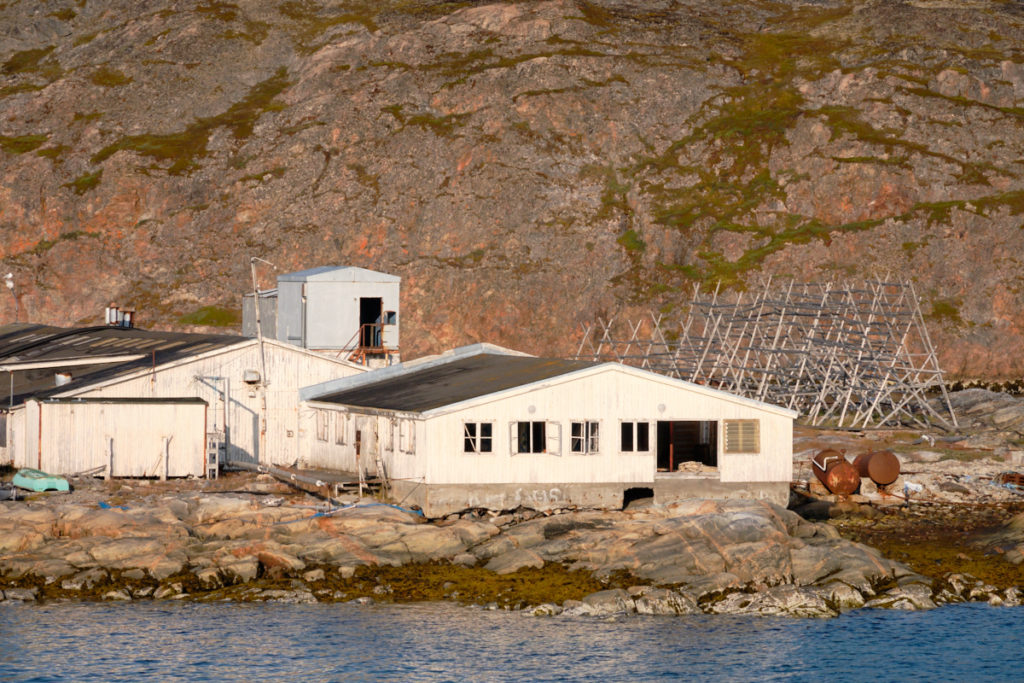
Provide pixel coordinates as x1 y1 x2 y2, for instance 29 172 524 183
0 602 1021 682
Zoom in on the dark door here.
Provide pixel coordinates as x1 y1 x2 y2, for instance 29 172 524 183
359 297 383 347
657 421 718 471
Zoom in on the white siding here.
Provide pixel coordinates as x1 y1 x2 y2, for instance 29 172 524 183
59 341 363 466
300 364 793 487
302 405 423 481
14 400 206 477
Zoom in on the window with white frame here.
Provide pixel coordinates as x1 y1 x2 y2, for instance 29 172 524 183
620 421 651 452
334 412 347 445
385 418 395 452
399 419 416 454
316 410 329 442
512 421 560 455
570 421 600 454
463 422 493 454
723 419 759 454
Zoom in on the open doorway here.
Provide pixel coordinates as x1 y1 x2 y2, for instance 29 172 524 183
656 421 717 471
359 297 383 348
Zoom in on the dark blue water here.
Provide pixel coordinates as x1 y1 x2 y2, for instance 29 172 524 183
0 602 1019 682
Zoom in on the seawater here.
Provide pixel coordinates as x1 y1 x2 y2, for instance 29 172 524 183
0 602 1020 682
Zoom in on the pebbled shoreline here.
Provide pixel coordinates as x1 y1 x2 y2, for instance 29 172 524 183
2 473 1020 618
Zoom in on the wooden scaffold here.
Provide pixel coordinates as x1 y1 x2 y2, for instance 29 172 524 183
575 277 958 430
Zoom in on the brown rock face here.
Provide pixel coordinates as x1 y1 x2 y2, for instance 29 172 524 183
1 0 1023 377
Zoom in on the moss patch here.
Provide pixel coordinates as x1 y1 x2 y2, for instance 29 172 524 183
2 46 55 75
28 230 96 255
64 169 102 194
90 66 132 87
91 67 290 174
0 134 49 154
832 504 1024 590
178 306 241 327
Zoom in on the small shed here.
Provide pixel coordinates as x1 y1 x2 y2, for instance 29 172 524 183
243 266 400 365
15 397 208 478
300 345 796 516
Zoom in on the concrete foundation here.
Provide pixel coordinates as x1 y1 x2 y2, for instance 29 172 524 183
390 477 790 517
652 475 790 508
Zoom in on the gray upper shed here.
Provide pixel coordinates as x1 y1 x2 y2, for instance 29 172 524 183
243 266 400 364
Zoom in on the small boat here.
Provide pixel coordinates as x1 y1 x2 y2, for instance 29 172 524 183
12 468 70 493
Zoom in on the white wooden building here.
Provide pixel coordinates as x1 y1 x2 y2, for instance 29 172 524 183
14 398 208 478
300 345 797 516
0 324 366 475
51 338 365 467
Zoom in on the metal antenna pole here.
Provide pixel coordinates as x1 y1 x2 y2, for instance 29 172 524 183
250 257 278 463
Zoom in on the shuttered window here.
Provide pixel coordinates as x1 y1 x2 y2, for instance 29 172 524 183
570 421 599 454
316 410 329 442
334 412 347 445
724 420 759 454
511 421 561 455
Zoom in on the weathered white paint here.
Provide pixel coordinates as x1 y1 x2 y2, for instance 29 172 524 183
276 268 401 351
12 399 207 477
300 363 795 491
53 339 364 466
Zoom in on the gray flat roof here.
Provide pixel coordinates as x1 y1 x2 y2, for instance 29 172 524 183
315 354 595 412
278 266 400 283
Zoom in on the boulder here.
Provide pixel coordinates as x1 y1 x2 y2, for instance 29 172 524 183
484 548 544 574
679 572 744 600
448 519 501 546
581 588 636 616
257 549 306 574
253 589 317 603
527 603 563 616
191 496 255 524
88 538 166 566
816 582 866 611
632 587 699 615
865 583 937 611
61 568 110 591
1 587 38 602
103 589 132 601
222 560 260 583
0 529 46 553
706 585 839 618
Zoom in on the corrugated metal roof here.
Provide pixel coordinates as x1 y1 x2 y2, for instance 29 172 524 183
0 324 247 406
277 266 400 283
315 354 595 412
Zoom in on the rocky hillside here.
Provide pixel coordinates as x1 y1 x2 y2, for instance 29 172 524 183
1 0 1022 377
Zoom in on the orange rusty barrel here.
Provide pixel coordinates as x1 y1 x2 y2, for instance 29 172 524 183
811 449 860 495
852 450 901 486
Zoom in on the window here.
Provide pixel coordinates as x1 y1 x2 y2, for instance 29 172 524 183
463 422 493 454
570 421 600 454
620 422 650 452
512 421 560 454
316 410 329 442
334 412 347 445
724 420 759 454
399 419 416 454
385 418 395 452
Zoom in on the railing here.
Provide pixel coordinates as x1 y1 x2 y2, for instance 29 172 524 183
338 324 397 365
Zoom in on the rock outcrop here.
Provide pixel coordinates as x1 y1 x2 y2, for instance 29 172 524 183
0 0 1023 377
2 492 1015 617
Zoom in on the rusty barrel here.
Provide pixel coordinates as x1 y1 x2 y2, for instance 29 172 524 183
811 449 860 495
852 450 901 486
